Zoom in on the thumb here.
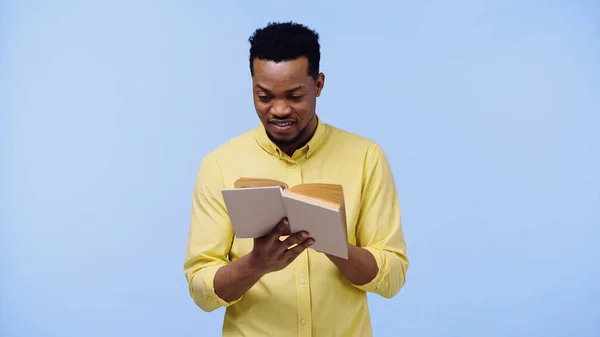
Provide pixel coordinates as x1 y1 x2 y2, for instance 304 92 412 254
280 218 291 236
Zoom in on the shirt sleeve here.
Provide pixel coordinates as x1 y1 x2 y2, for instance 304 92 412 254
183 154 242 312
351 143 409 298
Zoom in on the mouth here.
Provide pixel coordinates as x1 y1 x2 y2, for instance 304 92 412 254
269 120 296 135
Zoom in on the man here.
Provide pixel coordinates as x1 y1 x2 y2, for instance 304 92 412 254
184 21 408 337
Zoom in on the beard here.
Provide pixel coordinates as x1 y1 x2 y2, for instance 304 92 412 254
265 112 316 148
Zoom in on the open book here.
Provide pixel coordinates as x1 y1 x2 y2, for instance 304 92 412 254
221 177 349 259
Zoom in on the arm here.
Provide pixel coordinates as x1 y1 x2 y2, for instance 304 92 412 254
183 154 246 312
212 254 266 303
213 219 313 302
328 144 409 298
326 244 379 286
183 156 312 310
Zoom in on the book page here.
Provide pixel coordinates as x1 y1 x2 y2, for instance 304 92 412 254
288 183 344 205
234 177 288 189
221 187 286 238
281 195 348 259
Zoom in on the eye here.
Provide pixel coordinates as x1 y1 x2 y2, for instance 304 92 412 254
289 95 303 101
258 95 271 103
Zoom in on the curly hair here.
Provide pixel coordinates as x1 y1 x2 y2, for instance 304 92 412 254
248 21 321 80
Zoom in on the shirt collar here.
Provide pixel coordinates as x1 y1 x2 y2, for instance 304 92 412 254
252 116 329 160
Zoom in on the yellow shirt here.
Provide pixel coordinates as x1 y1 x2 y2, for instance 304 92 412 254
184 118 409 337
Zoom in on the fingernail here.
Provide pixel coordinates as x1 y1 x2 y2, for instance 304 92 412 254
307 239 315 246
283 219 289 225
301 232 308 238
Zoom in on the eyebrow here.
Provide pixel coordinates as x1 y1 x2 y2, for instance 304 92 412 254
255 84 305 93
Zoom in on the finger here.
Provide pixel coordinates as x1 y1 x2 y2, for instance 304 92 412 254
283 238 315 263
281 231 310 247
266 218 288 243
255 222 282 241
279 218 291 236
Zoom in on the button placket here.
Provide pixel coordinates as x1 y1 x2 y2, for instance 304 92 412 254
296 251 311 336
290 163 311 336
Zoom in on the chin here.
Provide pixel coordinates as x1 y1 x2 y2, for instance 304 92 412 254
273 135 299 146
266 130 299 146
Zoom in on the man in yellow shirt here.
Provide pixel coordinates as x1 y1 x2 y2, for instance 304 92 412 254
184 21 409 336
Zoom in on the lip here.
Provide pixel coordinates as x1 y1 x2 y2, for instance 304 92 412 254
269 120 296 134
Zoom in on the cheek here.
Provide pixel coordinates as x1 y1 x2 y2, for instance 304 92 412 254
292 103 312 119
253 103 269 118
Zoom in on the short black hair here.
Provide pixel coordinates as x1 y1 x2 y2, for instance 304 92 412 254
248 21 321 80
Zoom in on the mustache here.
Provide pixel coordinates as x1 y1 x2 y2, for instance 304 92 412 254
269 117 296 122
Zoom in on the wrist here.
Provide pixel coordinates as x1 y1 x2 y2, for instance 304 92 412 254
245 252 269 278
326 243 352 264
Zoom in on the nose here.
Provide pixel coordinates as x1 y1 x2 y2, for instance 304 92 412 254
270 99 291 118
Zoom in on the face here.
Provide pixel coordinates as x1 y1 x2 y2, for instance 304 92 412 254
252 56 324 154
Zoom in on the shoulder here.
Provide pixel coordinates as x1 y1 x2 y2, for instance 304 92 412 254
322 123 393 183
195 128 256 179
324 123 387 158
201 128 256 164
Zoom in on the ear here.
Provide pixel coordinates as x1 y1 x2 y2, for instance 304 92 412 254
315 73 325 97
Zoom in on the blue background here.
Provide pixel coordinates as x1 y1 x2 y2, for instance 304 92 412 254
1 1 599 336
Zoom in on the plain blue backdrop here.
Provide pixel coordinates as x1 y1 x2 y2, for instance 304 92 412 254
1 1 599 336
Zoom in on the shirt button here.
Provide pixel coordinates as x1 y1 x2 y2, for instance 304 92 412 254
300 278 305 284
301 319 306 325
291 164 297 168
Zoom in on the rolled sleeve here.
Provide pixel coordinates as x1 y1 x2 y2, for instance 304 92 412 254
190 264 242 311
183 154 242 312
353 144 409 298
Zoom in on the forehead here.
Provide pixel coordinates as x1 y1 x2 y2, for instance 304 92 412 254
252 57 312 90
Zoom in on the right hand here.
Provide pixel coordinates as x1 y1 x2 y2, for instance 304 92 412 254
249 218 314 274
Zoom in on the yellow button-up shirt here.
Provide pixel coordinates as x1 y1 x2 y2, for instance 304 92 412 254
184 118 408 337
